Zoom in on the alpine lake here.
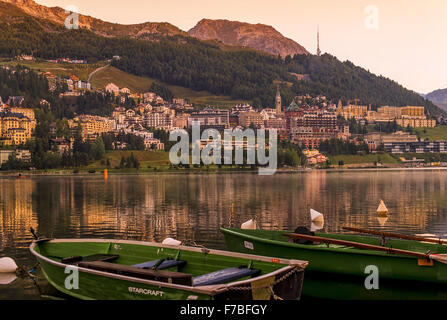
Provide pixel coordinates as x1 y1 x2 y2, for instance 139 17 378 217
2 169 447 300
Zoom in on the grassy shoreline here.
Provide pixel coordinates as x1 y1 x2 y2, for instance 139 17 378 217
3 165 447 176
2 150 446 176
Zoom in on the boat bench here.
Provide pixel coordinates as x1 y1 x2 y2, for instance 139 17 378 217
61 254 119 264
132 258 186 270
193 267 261 287
78 261 193 286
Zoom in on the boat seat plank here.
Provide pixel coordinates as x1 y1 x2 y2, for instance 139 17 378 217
77 261 193 286
193 267 261 287
61 254 119 264
132 258 186 270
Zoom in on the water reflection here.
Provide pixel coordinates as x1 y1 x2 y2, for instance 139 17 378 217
1 170 447 299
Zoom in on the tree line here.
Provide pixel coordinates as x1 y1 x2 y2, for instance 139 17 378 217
319 138 369 156
0 16 443 114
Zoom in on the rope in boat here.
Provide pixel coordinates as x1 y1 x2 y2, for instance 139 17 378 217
227 266 300 300
269 287 283 301
181 240 211 253
181 240 204 248
16 263 39 279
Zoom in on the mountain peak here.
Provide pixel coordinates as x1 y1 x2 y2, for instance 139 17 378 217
188 19 309 57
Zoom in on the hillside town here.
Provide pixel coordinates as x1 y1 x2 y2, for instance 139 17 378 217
1 69 446 169
4 0 447 306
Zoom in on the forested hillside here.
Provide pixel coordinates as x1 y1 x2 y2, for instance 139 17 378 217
0 14 443 115
0 66 123 118
0 65 56 106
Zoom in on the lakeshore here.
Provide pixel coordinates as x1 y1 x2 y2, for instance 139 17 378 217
2 165 447 176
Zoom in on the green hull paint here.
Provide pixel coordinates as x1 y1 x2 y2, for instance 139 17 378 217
38 259 210 300
31 239 307 300
221 228 447 300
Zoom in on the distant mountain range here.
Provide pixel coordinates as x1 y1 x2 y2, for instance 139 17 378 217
0 0 445 116
425 88 447 111
1 0 308 56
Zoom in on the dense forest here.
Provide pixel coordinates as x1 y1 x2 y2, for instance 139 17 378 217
0 16 444 116
149 82 174 102
0 65 54 106
319 139 370 156
0 66 121 117
57 91 129 118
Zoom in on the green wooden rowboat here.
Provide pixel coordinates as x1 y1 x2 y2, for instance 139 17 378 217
220 228 447 287
30 238 308 300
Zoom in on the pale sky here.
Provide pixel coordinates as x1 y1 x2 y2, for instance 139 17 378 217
36 0 447 94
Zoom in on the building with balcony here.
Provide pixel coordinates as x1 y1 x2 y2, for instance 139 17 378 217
0 111 35 146
69 115 115 140
290 126 349 150
384 141 447 153
188 108 229 130
401 106 425 118
396 118 436 128
238 111 264 128
144 112 174 130
363 132 418 151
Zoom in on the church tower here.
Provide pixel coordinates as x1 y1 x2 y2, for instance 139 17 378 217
337 99 343 114
275 85 282 115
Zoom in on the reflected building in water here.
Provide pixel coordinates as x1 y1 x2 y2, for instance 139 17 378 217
2 171 447 253
0 178 37 250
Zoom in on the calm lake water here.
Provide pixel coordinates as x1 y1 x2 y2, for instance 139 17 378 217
1 170 447 299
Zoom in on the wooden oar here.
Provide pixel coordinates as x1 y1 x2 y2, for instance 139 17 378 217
343 227 447 245
283 233 447 264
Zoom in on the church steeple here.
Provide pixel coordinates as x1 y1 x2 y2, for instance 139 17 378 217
275 84 282 115
337 99 343 115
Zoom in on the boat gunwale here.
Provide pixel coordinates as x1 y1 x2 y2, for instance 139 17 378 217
30 239 307 297
220 227 423 260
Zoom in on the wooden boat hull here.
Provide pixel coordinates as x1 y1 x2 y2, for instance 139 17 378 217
30 238 307 300
220 228 447 286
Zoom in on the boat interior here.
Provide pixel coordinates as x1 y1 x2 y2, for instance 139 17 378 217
35 241 284 287
227 229 447 254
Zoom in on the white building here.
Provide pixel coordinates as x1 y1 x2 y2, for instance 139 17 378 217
143 92 157 103
144 112 173 129
105 83 120 95
260 108 278 120
120 87 131 95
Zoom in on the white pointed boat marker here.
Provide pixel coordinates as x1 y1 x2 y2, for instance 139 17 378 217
0 257 18 273
310 209 324 223
377 216 388 227
241 219 258 230
311 220 324 232
0 273 17 285
161 238 182 246
377 200 389 217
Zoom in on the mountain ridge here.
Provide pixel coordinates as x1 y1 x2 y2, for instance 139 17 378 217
0 0 445 117
0 0 187 38
426 88 447 111
188 18 309 58
1 0 309 56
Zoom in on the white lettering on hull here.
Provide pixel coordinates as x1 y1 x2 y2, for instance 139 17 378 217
128 286 164 297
